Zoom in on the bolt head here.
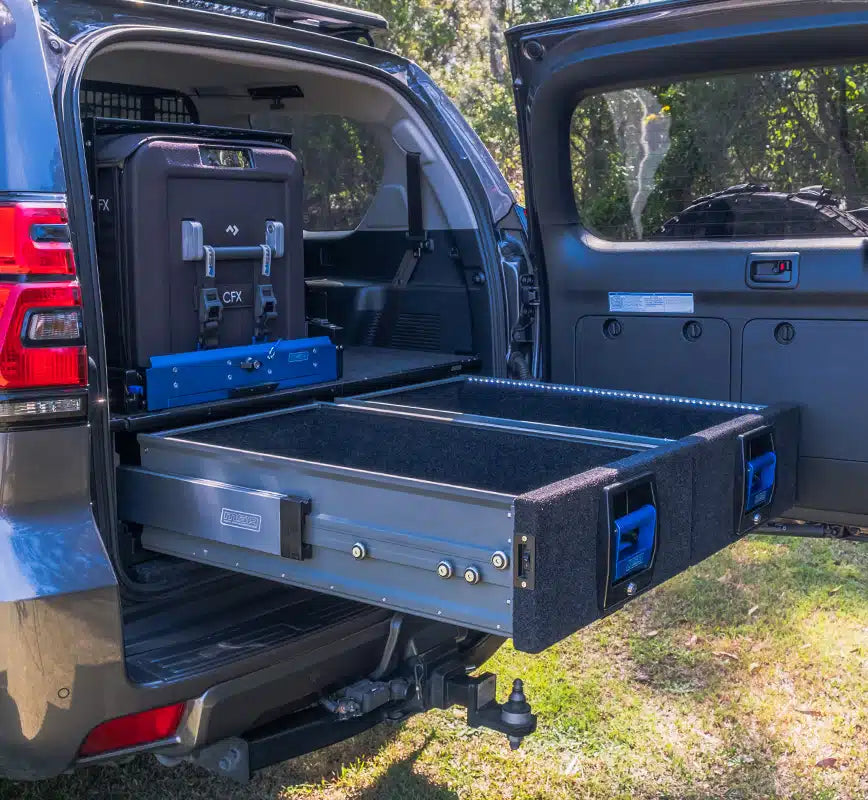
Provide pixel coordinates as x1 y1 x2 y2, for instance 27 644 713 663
463 566 481 585
753 512 762 525
520 580 528 589
436 560 453 579
351 542 367 560
491 550 509 570
626 582 638 596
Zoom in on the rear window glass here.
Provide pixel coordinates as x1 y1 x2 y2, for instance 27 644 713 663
285 115 384 232
571 65 868 241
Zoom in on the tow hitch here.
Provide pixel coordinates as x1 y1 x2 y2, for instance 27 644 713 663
428 667 537 750
319 667 537 750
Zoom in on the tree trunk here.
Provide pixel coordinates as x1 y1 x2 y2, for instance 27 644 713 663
488 0 507 82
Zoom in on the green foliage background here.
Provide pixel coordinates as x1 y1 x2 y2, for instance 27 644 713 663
356 0 608 199
337 0 868 242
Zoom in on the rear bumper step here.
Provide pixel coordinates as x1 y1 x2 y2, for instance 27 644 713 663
118 378 799 654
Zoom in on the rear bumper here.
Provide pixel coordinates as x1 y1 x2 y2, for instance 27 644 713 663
1 576 392 780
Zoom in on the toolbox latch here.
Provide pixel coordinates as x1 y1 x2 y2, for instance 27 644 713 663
254 284 278 341
599 474 659 610
198 287 224 349
745 451 777 512
739 427 777 530
612 504 656 582
280 495 312 560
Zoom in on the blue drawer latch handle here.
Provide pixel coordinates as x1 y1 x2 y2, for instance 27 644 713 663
745 451 776 512
612 504 656 582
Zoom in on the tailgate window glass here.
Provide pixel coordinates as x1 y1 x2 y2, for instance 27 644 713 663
571 64 868 241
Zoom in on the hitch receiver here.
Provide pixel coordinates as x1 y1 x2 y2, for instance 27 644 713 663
430 669 537 749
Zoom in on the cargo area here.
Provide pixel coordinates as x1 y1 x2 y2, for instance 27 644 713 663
82 43 500 431
77 38 505 688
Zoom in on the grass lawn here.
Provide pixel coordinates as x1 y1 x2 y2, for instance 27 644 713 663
3 536 866 800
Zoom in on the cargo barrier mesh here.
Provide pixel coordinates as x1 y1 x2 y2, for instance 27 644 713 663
81 81 199 124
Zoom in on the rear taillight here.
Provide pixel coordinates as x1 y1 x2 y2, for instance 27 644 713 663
0 283 86 389
79 703 187 757
0 203 75 275
0 200 88 395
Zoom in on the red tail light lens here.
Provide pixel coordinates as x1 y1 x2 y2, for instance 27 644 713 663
79 703 187 757
0 283 86 388
0 204 75 275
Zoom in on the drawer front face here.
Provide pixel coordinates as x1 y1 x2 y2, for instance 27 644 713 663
119 397 799 653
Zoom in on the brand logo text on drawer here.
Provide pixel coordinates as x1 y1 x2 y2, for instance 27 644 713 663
220 507 263 532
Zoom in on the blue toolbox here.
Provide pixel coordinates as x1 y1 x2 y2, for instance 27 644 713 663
135 337 340 411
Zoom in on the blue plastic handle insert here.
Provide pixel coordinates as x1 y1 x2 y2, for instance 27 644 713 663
745 451 777 512
612 503 656 582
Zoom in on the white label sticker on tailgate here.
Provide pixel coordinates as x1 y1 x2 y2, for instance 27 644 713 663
608 292 694 314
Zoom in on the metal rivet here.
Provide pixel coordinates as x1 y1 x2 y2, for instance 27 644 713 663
626 582 638 596
57 687 70 699
381 597 387 603
506 599 511 605
172 366 178 373
521 535 528 543
351 542 367 560
520 580 528 589
491 550 509 570
437 560 454 579
463 566 481 585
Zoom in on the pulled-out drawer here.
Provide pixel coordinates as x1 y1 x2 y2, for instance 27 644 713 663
118 381 798 653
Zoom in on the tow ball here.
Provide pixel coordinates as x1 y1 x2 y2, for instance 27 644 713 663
319 667 537 750
430 669 537 749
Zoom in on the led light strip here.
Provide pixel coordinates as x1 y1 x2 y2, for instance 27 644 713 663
174 0 268 20
468 376 764 412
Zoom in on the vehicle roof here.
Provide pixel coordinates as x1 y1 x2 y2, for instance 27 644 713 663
85 0 387 40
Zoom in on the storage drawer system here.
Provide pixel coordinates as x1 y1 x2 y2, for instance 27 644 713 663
117 378 799 653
